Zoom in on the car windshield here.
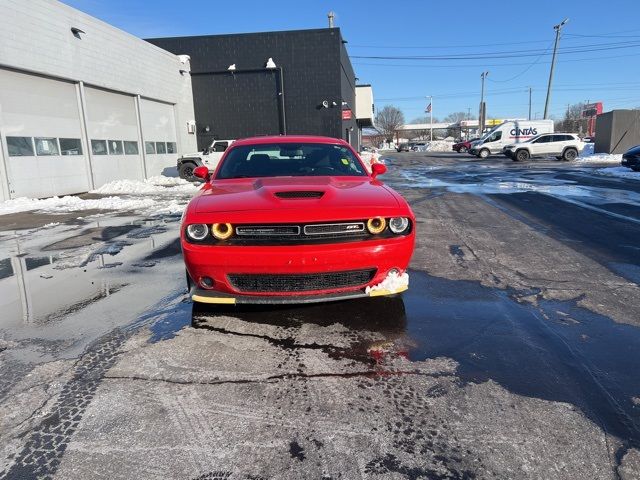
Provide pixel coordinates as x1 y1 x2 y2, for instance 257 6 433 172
216 143 368 179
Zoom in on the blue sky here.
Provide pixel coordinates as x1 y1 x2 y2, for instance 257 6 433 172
64 0 640 123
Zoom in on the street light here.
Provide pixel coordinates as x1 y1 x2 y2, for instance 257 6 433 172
543 18 569 119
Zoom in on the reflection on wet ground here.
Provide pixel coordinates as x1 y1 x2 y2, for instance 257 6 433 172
0 215 180 327
189 269 640 454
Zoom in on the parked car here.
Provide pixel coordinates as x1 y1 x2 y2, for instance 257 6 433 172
181 135 416 304
503 133 585 161
396 143 413 152
177 139 235 180
452 138 479 153
411 142 427 151
621 145 640 171
470 120 554 158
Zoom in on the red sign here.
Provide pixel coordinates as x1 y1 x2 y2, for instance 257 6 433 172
342 109 352 120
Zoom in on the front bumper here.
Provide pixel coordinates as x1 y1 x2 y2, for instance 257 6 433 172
183 236 414 302
190 283 408 304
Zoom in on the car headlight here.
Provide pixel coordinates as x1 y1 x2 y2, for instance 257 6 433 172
186 223 209 240
389 217 410 234
366 217 387 234
212 223 234 240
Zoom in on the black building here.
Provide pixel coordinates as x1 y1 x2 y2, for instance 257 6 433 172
148 28 360 151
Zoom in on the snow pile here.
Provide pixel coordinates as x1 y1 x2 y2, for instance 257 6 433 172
582 143 595 156
576 153 622 164
92 176 198 195
0 195 157 216
366 271 409 295
426 141 455 152
595 166 639 180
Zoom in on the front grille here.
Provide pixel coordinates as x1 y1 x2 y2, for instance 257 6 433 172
304 222 365 235
228 269 376 293
236 225 300 236
228 221 370 243
275 191 324 199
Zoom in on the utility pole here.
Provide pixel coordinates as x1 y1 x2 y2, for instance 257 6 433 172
428 95 433 142
479 71 489 135
543 18 569 119
528 87 532 120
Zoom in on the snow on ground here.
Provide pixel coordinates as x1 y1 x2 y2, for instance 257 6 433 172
91 176 198 195
426 141 454 152
0 176 199 216
595 166 640 180
576 153 623 164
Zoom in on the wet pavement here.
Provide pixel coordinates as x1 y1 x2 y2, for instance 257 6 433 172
1 152 640 479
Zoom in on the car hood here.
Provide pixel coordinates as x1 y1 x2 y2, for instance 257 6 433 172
624 145 640 156
194 177 400 213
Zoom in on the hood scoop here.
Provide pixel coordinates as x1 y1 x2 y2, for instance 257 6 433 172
275 191 324 199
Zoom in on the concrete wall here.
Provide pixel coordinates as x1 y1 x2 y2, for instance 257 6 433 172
595 110 640 154
0 0 197 200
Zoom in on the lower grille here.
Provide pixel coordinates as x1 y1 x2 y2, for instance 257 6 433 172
228 269 376 293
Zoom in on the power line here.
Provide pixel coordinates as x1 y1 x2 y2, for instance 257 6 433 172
350 40 640 61
487 40 554 83
352 51 640 69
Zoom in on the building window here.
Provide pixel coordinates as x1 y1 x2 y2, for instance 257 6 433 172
145 141 156 154
6 137 34 157
35 137 60 156
166 142 176 154
156 142 166 154
91 139 108 155
108 140 124 155
60 138 83 156
124 141 139 155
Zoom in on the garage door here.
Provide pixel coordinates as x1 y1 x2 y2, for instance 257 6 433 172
139 99 178 178
0 69 91 199
84 87 144 187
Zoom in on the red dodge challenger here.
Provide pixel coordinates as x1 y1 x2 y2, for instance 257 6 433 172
181 135 415 304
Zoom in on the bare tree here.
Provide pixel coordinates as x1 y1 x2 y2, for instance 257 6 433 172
375 105 405 141
443 112 470 124
555 102 588 134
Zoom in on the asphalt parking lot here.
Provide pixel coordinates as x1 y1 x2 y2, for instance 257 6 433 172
1 151 639 479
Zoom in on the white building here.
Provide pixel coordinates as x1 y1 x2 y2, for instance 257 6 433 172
0 0 198 201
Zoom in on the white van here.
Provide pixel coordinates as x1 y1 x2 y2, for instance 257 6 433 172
469 120 554 158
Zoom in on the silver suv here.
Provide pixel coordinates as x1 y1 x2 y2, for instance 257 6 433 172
503 133 584 162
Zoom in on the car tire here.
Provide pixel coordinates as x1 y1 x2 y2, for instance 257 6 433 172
459 146 467 153
179 162 197 181
479 149 490 159
632 166 640 172
562 148 578 161
515 149 530 162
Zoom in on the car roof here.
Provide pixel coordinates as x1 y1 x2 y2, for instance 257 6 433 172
231 135 352 147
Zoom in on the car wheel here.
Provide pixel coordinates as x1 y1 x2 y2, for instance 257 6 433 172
479 149 490 159
515 149 530 162
562 148 578 161
459 146 467 153
632 166 640 172
179 162 197 181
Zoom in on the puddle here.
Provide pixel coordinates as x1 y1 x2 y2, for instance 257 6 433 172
186 269 640 448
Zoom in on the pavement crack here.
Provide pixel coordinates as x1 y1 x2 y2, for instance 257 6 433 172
103 369 452 386
191 323 343 352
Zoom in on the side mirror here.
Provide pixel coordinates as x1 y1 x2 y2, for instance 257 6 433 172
193 166 210 181
371 163 387 178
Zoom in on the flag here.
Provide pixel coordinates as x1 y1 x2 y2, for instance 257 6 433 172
425 103 432 113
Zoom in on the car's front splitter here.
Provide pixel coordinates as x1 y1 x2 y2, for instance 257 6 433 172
190 284 408 305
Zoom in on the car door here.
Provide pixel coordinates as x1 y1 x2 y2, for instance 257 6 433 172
530 135 551 156
485 130 503 152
